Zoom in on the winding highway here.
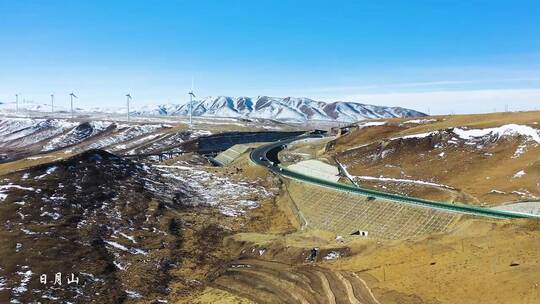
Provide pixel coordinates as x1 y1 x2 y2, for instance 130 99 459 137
250 132 540 220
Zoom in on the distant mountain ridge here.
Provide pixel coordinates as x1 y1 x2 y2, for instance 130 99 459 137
132 96 426 122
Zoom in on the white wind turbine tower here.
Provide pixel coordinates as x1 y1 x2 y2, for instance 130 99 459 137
188 77 196 126
50 94 54 113
126 94 132 122
15 94 19 112
69 92 78 119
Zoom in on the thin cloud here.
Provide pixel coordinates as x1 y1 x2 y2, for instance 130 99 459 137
344 88 540 114
305 78 540 93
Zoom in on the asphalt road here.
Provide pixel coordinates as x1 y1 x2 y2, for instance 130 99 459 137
250 132 321 170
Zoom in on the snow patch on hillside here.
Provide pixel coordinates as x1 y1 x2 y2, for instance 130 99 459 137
42 121 113 151
358 121 387 128
0 118 78 146
391 124 540 146
403 118 437 124
130 96 425 122
513 170 526 178
353 175 455 190
453 124 540 143
87 124 165 150
154 164 275 217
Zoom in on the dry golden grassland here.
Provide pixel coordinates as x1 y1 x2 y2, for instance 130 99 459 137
329 218 540 304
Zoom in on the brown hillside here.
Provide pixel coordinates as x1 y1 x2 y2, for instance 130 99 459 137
330 111 540 205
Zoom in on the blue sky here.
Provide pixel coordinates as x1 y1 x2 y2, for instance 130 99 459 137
1 0 540 114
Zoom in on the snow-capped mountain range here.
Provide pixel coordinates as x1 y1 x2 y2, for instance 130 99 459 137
131 96 426 122
1 96 426 122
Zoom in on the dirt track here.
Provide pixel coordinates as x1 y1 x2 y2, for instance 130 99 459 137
213 259 380 304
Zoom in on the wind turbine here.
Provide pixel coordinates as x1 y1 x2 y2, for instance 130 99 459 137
15 94 19 112
69 92 78 119
126 94 132 122
188 77 196 126
50 94 54 113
